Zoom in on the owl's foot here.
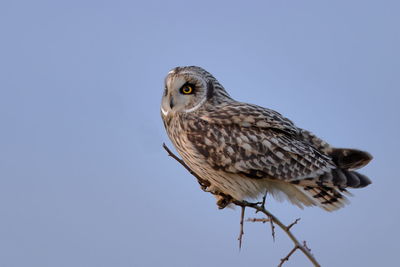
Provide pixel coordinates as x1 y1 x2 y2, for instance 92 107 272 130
215 193 233 209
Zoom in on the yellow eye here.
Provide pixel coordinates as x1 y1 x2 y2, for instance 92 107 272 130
180 85 194 94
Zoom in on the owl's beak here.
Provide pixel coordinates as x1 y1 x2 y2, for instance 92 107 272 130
161 105 169 117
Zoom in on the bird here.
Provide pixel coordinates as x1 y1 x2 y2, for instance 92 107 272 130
161 66 372 211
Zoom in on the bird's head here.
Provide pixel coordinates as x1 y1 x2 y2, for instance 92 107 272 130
160 66 231 117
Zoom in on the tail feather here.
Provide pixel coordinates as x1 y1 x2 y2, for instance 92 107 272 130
332 169 371 188
292 168 371 211
330 148 372 170
268 145 372 211
352 172 372 187
295 184 349 211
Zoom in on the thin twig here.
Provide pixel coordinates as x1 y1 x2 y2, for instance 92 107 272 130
163 143 210 190
303 241 311 252
257 191 268 212
269 214 276 242
278 245 299 267
162 143 321 267
287 218 301 231
238 206 245 250
247 218 270 223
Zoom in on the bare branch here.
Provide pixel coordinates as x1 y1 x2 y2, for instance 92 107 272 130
246 218 270 223
163 143 210 190
268 214 276 242
287 218 301 231
162 143 321 267
257 191 268 212
238 206 245 250
278 246 299 267
232 199 320 267
303 241 312 252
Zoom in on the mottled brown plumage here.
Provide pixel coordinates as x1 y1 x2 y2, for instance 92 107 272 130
161 66 372 211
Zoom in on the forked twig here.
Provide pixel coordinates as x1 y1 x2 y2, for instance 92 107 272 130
232 199 319 267
163 143 321 267
257 191 276 242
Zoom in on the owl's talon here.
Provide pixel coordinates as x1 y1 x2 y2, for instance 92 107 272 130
217 199 230 209
216 194 233 209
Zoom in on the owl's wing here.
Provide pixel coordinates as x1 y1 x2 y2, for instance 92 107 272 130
188 102 335 181
199 102 299 136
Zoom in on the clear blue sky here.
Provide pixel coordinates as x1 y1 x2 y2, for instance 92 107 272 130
0 1 399 266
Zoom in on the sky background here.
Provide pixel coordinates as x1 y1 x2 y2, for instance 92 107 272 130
0 0 399 266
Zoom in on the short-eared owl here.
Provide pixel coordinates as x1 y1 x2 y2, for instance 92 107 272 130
161 66 372 211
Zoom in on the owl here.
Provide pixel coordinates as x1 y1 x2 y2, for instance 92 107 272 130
161 66 372 211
